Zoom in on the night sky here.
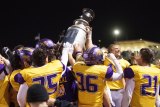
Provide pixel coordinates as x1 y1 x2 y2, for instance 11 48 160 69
2 0 160 50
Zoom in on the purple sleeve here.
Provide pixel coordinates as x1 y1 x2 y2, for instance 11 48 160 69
14 73 25 84
105 65 114 79
124 68 135 79
0 64 5 74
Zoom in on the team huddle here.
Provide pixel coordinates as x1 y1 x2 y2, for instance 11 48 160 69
0 27 160 107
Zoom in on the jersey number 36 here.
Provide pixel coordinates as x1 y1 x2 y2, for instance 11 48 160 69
76 72 98 92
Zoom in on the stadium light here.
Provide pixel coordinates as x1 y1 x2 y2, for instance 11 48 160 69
113 29 120 42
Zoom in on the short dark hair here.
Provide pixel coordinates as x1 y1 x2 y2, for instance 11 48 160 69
32 48 47 67
11 51 23 70
27 84 49 103
47 48 56 62
140 48 154 64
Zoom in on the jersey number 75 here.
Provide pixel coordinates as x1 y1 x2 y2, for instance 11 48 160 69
32 74 57 94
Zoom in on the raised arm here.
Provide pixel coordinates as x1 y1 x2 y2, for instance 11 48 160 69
68 43 83 66
0 54 12 74
85 26 94 50
107 53 123 80
61 43 69 67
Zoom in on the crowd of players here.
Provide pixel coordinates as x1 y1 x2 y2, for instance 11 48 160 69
0 27 160 107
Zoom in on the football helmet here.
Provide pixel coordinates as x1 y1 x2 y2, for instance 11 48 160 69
83 46 104 65
17 47 34 68
35 38 55 49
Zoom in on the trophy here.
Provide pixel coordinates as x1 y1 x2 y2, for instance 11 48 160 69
63 8 95 48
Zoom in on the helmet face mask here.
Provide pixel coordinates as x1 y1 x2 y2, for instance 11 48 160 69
83 47 104 65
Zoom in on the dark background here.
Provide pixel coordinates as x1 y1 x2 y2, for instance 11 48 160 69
1 0 160 50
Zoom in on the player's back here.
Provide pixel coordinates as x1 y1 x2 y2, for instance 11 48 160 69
0 75 10 107
20 60 63 98
73 62 109 107
130 65 160 107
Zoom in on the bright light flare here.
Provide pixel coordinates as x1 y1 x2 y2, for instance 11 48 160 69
114 29 120 35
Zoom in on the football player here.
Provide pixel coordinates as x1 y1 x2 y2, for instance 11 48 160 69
122 48 160 107
16 48 66 107
9 47 34 107
71 44 123 107
35 38 78 104
67 26 114 107
104 44 130 107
